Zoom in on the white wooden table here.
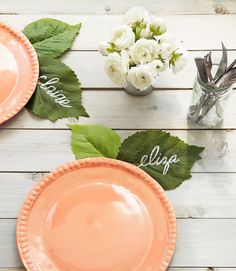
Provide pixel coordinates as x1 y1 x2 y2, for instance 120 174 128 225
1 1 236 270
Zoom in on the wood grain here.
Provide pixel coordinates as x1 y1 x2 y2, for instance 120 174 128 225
0 15 236 50
0 130 234 172
0 0 235 15
1 172 236 219
1 219 236 267
59 51 236 89
1 90 236 130
0 49 235 89
0 7 235 269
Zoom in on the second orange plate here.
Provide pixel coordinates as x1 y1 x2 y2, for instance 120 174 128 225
0 22 39 124
17 158 176 271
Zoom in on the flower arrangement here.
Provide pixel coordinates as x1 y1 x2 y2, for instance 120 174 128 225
99 7 188 93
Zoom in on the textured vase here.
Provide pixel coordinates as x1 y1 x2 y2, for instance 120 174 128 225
125 83 154 96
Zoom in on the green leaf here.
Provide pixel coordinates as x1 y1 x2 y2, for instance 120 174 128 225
69 124 122 159
117 130 204 190
23 18 81 58
26 56 89 121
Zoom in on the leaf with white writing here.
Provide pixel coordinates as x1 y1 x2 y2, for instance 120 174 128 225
23 18 81 58
26 56 89 121
117 130 204 190
69 124 122 159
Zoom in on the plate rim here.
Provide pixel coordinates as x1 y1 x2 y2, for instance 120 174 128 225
17 157 177 271
0 21 39 124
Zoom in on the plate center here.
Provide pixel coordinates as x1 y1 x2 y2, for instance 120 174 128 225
42 182 154 270
0 43 18 103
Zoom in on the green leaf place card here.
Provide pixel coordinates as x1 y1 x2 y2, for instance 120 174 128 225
69 124 204 190
23 18 89 121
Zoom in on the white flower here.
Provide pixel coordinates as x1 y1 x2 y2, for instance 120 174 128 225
159 42 174 60
140 24 151 38
99 41 111 56
111 25 135 51
129 38 159 64
155 33 175 47
105 51 129 85
148 59 164 73
127 64 155 91
124 6 149 26
170 47 188 74
149 15 167 35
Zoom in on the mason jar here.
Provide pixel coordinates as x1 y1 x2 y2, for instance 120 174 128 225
188 73 233 127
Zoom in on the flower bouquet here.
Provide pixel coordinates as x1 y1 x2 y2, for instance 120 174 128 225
99 7 188 95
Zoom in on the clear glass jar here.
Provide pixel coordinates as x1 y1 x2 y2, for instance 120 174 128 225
188 73 233 127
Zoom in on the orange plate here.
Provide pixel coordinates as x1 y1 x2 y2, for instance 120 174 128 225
0 22 39 124
17 158 176 271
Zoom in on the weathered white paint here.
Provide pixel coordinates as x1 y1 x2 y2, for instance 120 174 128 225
0 0 235 15
0 130 235 173
0 172 236 219
0 8 235 269
0 15 236 50
61 51 236 89
1 219 236 267
1 90 236 129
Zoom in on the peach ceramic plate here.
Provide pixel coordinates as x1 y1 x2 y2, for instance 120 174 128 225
17 158 176 271
0 22 39 124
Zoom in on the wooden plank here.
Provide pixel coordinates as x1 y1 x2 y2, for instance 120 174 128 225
0 173 44 218
1 219 236 267
60 51 236 89
168 173 236 219
1 172 236 219
0 15 235 50
0 129 235 173
0 220 21 267
0 50 233 90
2 90 236 130
0 0 235 15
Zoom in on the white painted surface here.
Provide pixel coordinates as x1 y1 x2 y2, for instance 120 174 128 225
1 219 236 267
0 5 236 270
0 15 236 50
2 90 236 129
0 172 236 219
0 129 235 172
0 0 235 14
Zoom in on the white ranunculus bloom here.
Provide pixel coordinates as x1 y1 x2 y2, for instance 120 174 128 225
111 25 135 51
149 15 167 35
148 59 164 73
155 33 175 47
105 51 129 85
170 47 188 74
129 38 159 64
124 6 149 26
140 24 151 38
159 42 174 60
127 64 155 91
98 41 111 56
